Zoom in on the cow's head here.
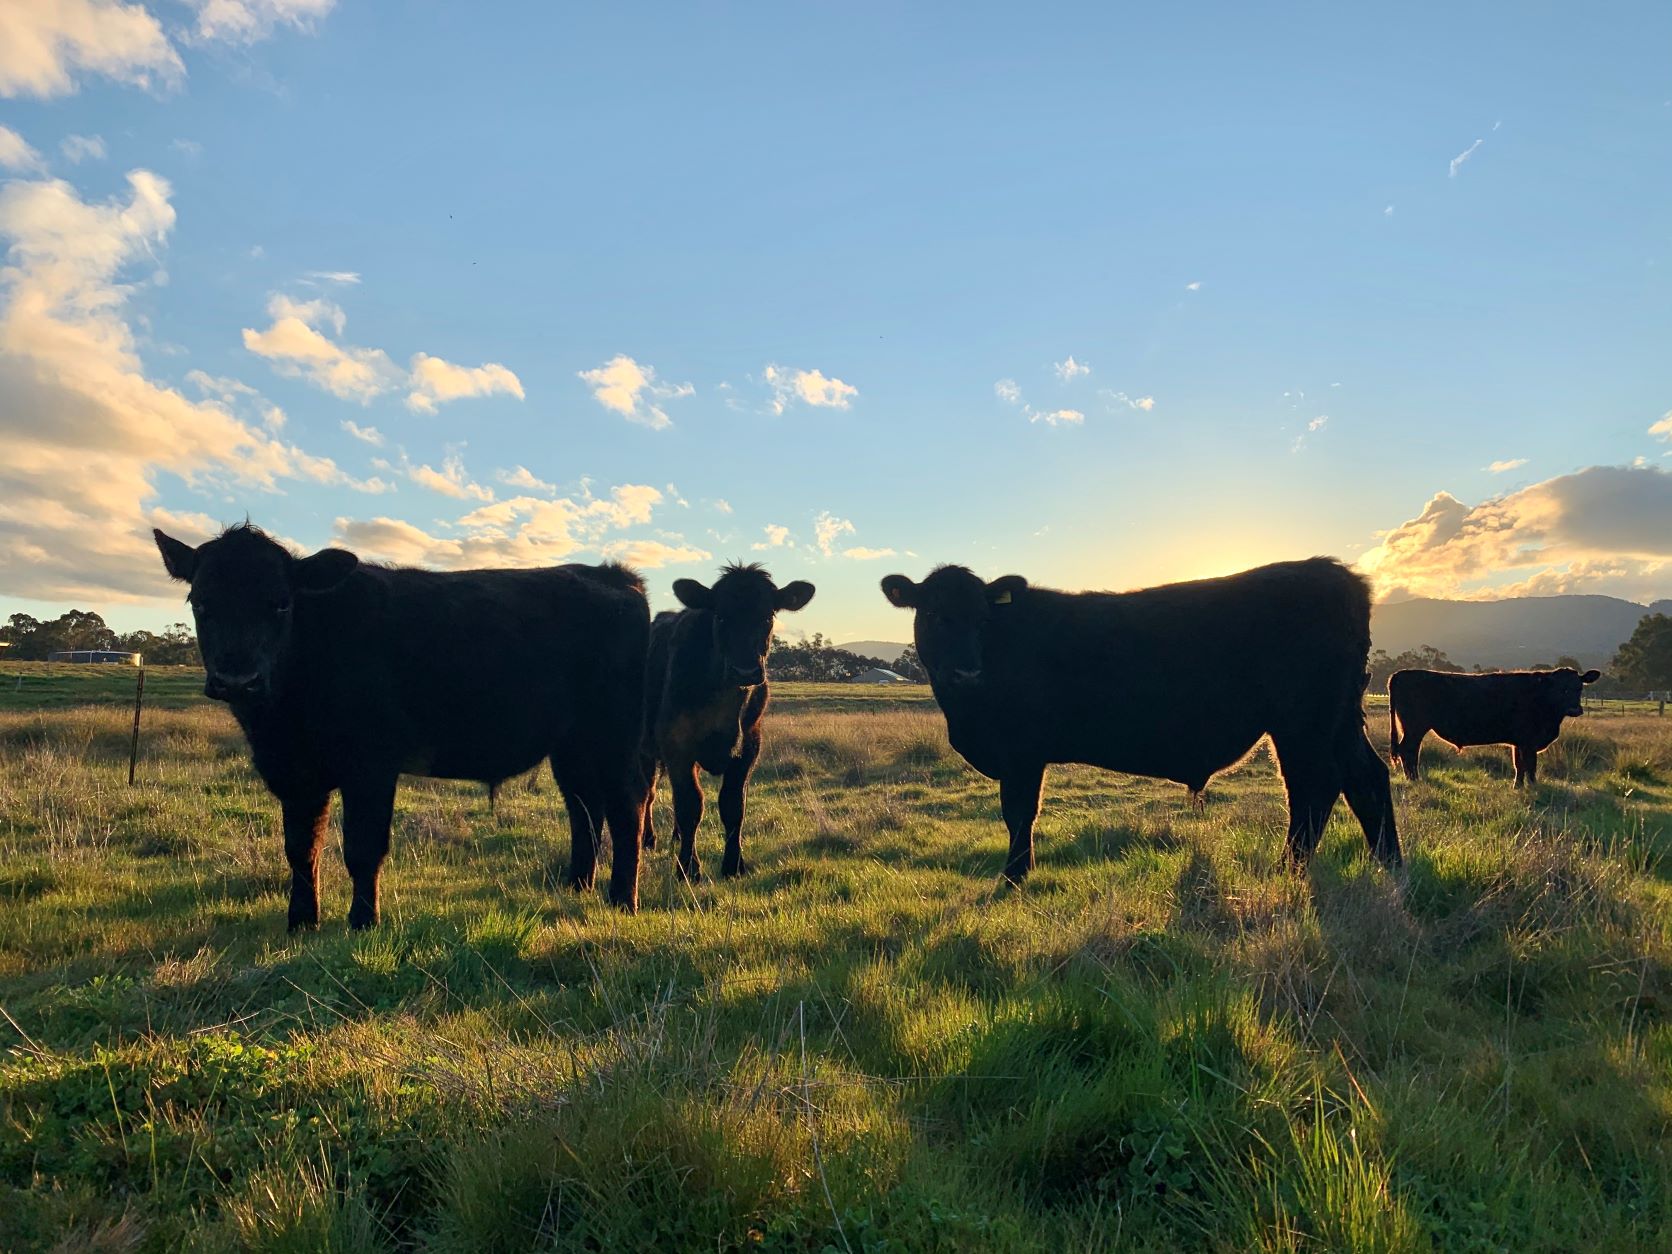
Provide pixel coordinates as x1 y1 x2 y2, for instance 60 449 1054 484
1544 666 1603 717
673 563 815 687
154 524 358 704
880 566 1026 688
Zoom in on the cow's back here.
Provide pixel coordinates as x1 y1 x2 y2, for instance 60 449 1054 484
1390 669 1561 750
940 558 1371 781
270 563 647 786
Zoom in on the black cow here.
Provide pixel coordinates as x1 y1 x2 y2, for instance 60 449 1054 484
1388 667 1602 786
641 563 814 882
154 523 651 925
880 559 1400 881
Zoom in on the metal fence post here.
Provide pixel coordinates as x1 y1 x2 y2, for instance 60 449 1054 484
128 666 145 786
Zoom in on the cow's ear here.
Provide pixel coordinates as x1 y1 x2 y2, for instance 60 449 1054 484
1582 669 1601 684
880 575 917 609
987 575 1027 606
776 580 816 612
154 529 199 583
294 547 358 595
673 579 711 609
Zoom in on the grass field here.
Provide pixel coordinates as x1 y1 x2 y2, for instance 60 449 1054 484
2 665 1670 1250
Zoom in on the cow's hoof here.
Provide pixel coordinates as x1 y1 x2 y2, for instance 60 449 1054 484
347 912 378 931
676 859 704 884
720 856 751 879
286 916 320 935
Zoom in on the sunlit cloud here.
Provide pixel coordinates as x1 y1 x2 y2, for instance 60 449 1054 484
341 419 383 445
994 378 1021 404
497 465 554 495
1648 411 1672 441
0 0 183 99
1103 390 1155 412
1486 458 1527 474
243 293 400 403
408 452 493 502
752 523 793 551
763 363 857 414
1030 408 1084 427
187 0 336 46
599 537 712 568
406 352 523 414
578 353 692 430
1360 465 1672 602
1053 355 1090 381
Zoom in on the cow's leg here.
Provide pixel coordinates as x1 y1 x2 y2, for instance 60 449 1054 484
639 757 659 851
557 776 601 892
1397 726 1425 781
281 790 330 932
999 764 1046 884
718 733 762 879
669 759 706 882
1339 729 1402 870
1514 746 1538 788
1274 742 1341 866
340 775 397 930
603 765 646 912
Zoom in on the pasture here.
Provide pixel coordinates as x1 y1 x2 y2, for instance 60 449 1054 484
1 666 1670 1251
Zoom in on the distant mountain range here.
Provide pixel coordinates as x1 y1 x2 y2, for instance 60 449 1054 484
843 594 1671 672
1370 594 1670 669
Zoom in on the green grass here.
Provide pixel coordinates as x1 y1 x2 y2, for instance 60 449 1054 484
1 685 1670 1250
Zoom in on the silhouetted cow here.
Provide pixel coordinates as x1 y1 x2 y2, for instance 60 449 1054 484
154 523 651 925
1388 667 1601 786
880 559 1400 881
641 563 814 881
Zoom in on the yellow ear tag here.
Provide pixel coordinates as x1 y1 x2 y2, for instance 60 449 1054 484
993 590 1012 605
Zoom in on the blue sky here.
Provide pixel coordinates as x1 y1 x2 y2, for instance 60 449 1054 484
2 1 1670 644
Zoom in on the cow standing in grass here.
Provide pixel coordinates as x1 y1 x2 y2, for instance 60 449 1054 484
154 523 651 924
641 564 815 881
1388 667 1602 787
880 559 1400 882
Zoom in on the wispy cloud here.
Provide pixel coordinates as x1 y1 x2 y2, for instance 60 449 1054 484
408 451 494 502
1103 390 1155 412
1486 458 1527 474
187 0 337 47
243 294 401 403
752 523 793 551
341 419 384 446
0 126 44 172
1053 355 1090 381
578 353 692 430
1185 281 1201 292
994 378 1021 404
497 465 554 495
0 0 183 99
304 269 360 285
1030 408 1084 427
1649 411 1672 441
59 134 106 164
1449 137 1484 178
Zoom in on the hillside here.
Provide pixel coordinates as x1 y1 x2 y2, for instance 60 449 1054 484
839 639 910 663
1371 594 1671 669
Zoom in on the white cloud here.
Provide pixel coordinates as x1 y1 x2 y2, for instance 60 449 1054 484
814 512 855 556
304 269 359 285
841 545 895 560
332 483 671 570
186 368 284 429
341 419 383 446
1648 411 1672 441
1384 204 1395 217
1361 465 1672 601
751 523 792 551
187 0 336 46
711 498 733 515
409 452 494 502
1185 281 1201 291
496 465 554 495
1487 458 1527 474
59 134 105 164
578 353 692 430
994 378 1021 404
243 293 401 403
0 126 45 173
0 0 183 99
599 537 712 568
1308 415 1329 432
170 138 202 158
1103 390 1155 412
0 167 371 600
763 363 857 414
1053 355 1091 381
1449 137 1484 178
1030 408 1084 427
406 352 524 414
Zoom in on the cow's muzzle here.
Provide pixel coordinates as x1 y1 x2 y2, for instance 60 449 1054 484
729 663 766 686
205 671 269 703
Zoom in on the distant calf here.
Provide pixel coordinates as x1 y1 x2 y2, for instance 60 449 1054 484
1388 667 1601 786
155 523 651 925
880 559 1400 880
642 563 814 881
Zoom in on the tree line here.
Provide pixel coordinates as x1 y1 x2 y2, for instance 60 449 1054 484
765 634 923 682
1368 613 1672 695
0 610 201 665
